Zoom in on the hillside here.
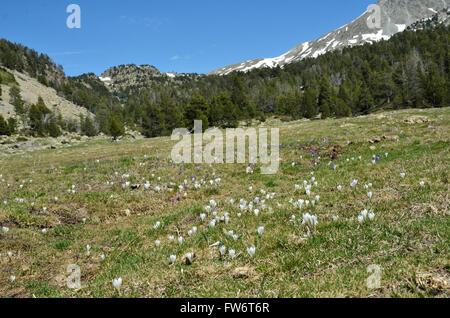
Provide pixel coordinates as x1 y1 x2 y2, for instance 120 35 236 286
97 64 201 101
0 69 93 121
209 0 449 75
0 107 448 297
0 6 449 141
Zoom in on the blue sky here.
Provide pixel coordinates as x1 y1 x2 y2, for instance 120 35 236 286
0 0 375 76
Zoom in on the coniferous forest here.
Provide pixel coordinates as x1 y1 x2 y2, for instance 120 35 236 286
0 22 449 138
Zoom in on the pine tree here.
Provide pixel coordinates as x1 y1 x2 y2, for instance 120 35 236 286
231 73 251 121
46 119 62 138
142 102 164 138
80 115 98 137
420 62 446 107
338 84 350 105
357 83 375 114
0 114 10 136
7 117 17 134
209 93 226 127
184 94 209 131
218 92 239 128
9 85 25 115
318 76 332 118
109 117 125 140
302 88 318 119
332 96 352 118
276 91 302 119
372 71 395 105
160 95 183 134
29 96 51 135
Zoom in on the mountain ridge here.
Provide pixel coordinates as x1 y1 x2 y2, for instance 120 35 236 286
209 0 449 75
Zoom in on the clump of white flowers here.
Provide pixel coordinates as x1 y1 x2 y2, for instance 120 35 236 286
302 213 318 229
358 209 375 224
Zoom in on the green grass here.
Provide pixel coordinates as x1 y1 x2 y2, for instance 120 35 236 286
0 107 449 298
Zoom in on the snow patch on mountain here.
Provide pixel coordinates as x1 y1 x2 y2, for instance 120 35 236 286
99 76 111 82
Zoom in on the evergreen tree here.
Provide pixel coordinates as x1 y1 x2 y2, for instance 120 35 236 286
231 73 251 121
372 72 396 105
0 114 10 136
142 102 164 138
357 83 375 114
184 94 209 131
276 91 302 119
302 88 318 119
420 62 446 107
109 117 125 140
332 96 352 118
9 85 25 115
80 115 98 137
318 76 332 119
29 96 51 136
216 92 239 128
47 119 62 138
209 93 226 127
160 95 183 134
338 84 350 105
7 117 17 134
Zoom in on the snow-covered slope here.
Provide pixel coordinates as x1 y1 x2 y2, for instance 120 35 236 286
209 0 449 75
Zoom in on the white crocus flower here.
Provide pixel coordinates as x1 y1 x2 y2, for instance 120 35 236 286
302 213 318 229
257 226 265 236
219 245 226 256
246 246 256 258
112 278 122 292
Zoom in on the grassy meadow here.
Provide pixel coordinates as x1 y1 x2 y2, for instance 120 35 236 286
0 107 448 298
